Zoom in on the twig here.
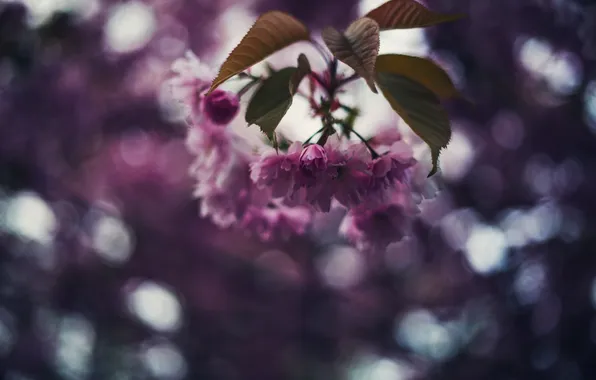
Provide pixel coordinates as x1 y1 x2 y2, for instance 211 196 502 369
345 126 380 159
304 126 325 144
237 78 260 98
310 39 331 64
310 72 326 88
337 73 359 87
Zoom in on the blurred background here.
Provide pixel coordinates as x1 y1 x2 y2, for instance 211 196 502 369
1 0 596 379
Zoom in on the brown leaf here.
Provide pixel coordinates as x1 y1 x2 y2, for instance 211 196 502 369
322 17 380 93
207 11 310 94
365 0 464 31
375 54 461 99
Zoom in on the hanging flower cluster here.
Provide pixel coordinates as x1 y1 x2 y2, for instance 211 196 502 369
167 0 463 252
171 52 312 242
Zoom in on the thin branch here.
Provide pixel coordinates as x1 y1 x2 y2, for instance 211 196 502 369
237 78 260 98
316 126 333 146
310 72 326 88
344 126 380 159
337 73 360 87
310 39 331 64
304 126 325 144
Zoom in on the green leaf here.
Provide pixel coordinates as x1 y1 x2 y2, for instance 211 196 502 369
375 54 461 100
291 53 312 92
375 72 451 176
246 68 295 140
245 54 311 143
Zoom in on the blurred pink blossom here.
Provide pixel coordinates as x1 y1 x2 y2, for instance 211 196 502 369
168 51 214 120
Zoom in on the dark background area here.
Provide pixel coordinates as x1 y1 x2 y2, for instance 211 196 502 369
1 0 596 379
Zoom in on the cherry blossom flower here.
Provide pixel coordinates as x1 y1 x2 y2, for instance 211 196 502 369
325 139 372 209
368 126 403 148
241 204 312 241
248 136 424 213
275 205 312 237
250 142 302 198
299 144 328 172
168 50 214 119
364 142 417 206
291 144 330 198
186 122 242 189
185 91 312 237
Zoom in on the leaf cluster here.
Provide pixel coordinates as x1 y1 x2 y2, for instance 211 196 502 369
206 0 465 176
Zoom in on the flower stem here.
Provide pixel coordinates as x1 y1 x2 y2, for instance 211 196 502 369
310 72 326 89
337 73 359 87
304 126 325 144
309 55 368 152
237 78 260 98
347 127 380 159
310 39 331 64
316 115 336 146
316 127 332 146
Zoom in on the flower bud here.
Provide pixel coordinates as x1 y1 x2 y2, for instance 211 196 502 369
203 89 239 125
299 144 328 172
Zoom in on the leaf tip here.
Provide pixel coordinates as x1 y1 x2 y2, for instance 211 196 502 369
368 81 378 93
427 165 438 178
427 147 442 177
369 82 379 94
297 53 311 70
272 133 279 151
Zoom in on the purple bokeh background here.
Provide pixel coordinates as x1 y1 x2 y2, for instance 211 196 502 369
1 0 596 379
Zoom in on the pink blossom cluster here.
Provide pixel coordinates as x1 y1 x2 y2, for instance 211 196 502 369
168 52 439 252
169 52 311 241
250 137 416 212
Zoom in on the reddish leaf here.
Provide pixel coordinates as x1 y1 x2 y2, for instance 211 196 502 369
365 0 464 31
207 11 310 94
322 17 380 93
